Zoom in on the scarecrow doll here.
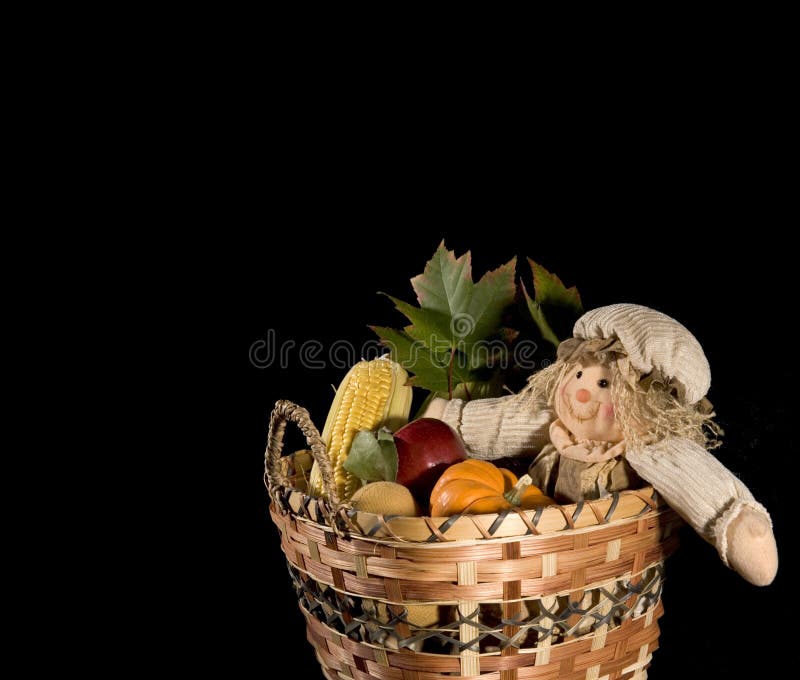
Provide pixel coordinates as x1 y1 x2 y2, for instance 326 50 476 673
425 304 778 586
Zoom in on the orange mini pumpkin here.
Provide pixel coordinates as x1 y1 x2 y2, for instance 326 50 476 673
429 459 553 516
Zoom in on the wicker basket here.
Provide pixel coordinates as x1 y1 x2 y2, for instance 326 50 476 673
265 400 682 680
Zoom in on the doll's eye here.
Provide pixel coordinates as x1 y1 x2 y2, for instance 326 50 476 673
597 379 609 388
576 371 583 379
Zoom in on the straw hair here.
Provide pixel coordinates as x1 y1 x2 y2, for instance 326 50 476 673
265 400 682 679
519 351 722 451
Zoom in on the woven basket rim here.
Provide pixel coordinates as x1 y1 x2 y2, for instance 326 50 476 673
275 450 664 543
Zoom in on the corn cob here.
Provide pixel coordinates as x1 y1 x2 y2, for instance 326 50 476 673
308 356 412 501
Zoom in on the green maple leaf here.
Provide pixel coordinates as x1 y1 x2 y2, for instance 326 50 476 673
380 294 452 350
369 325 452 393
410 242 516 348
410 242 473 318
374 242 516 398
522 258 583 348
408 241 517 360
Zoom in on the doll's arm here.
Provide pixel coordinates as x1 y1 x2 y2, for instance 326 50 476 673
626 438 778 586
422 396 553 460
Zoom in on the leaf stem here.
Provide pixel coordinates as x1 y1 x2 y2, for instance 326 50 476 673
447 346 455 399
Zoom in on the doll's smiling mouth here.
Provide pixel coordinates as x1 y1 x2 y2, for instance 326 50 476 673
563 391 600 422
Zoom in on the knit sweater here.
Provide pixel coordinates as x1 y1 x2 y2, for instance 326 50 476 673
435 395 770 566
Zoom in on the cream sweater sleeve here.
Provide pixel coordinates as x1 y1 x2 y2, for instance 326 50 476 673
437 394 554 460
626 438 771 566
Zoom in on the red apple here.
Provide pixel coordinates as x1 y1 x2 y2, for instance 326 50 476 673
394 418 468 504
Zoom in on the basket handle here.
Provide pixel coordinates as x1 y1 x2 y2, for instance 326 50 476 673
264 399 341 507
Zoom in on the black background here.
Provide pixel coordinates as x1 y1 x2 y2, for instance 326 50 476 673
226 209 792 678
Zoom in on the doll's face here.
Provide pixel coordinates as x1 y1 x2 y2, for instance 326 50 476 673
555 361 623 443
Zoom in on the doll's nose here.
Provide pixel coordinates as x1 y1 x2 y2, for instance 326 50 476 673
575 389 591 403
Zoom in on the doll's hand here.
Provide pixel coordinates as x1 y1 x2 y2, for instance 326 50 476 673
421 397 448 420
560 443 593 461
725 506 778 586
560 443 617 462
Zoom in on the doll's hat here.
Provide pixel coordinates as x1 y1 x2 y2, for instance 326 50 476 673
572 303 711 405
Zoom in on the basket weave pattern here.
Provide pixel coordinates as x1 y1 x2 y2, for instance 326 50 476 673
266 400 682 680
